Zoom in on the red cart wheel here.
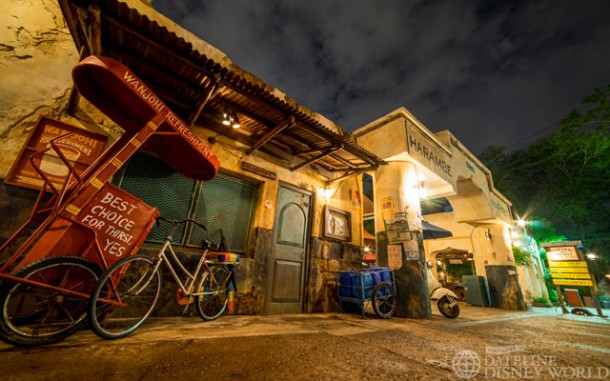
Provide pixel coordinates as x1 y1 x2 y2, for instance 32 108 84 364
0 256 100 346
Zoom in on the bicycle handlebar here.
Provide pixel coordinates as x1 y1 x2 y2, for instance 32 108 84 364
156 216 207 231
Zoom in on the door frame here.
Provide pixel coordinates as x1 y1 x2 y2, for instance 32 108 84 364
263 181 313 314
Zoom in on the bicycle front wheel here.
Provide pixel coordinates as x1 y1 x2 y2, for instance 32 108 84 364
195 265 230 321
0 256 100 347
88 255 161 340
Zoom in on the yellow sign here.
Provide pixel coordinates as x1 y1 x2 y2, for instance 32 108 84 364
553 279 593 287
549 261 587 268
550 273 591 279
549 267 589 274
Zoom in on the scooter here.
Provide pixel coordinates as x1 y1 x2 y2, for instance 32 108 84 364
427 269 460 318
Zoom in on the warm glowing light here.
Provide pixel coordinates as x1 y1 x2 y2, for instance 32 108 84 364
364 246 371 253
586 253 597 260
317 187 334 202
419 187 429 199
517 219 526 227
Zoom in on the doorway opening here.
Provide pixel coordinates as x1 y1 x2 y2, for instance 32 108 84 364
434 247 475 300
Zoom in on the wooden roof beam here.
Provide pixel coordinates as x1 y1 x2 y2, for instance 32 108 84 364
246 116 295 156
186 82 222 127
102 15 210 80
328 152 358 169
326 166 379 185
76 4 102 56
290 147 338 172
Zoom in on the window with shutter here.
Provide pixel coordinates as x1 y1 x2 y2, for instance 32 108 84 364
117 151 256 253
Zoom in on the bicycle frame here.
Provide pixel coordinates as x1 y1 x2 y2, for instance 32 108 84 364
154 238 211 298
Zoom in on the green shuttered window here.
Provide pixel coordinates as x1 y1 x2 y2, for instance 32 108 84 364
118 152 256 253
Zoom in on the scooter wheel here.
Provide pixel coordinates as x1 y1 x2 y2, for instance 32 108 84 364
438 296 460 319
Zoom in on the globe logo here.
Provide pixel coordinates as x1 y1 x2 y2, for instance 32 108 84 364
452 350 481 379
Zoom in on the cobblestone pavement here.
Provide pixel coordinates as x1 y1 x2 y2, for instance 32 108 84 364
1 305 609 380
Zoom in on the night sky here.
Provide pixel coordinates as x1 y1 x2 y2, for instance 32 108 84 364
152 0 610 154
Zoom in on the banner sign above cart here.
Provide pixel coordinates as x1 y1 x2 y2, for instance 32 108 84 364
4 117 107 191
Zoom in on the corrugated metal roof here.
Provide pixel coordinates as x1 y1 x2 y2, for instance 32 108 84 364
59 0 385 180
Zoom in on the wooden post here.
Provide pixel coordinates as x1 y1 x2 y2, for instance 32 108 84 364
555 284 569 314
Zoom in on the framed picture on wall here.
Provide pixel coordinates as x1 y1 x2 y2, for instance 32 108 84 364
324 206 351 241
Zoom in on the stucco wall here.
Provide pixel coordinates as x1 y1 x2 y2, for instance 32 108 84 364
0 0 79 177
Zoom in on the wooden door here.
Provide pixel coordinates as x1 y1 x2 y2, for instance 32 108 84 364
265 184 312 314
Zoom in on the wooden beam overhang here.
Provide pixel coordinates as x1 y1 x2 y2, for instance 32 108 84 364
326 166 379 185
290 147 340 172
67 4 102 115
77 4 102 56
246 116 295 156
186 84 217 127
59 0 387 177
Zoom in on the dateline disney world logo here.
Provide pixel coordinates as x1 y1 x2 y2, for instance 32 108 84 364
445 346 609 379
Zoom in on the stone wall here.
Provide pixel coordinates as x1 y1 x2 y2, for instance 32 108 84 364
485 265 527 310
306 237 363 313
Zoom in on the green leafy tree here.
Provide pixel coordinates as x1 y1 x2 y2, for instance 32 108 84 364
480 84 610 273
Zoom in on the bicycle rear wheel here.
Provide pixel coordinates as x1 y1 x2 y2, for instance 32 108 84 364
195 265 229 321
0 256 100 346
88 255 161 340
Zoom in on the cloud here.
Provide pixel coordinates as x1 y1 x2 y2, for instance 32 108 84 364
152 0 610 154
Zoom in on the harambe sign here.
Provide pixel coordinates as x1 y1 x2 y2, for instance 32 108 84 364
78 183 158 267
406 124 453 183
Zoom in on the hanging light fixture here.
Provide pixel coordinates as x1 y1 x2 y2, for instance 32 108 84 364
222 109 233 126
209 108 240 144
231 113 240 129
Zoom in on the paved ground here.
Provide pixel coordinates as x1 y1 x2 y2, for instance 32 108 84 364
1 304 609 380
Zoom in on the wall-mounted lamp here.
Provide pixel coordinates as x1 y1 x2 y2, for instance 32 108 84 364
317 186 334 202
417 174 427 199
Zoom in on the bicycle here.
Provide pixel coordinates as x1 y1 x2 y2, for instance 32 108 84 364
87 216 238 340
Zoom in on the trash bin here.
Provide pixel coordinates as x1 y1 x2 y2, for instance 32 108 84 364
463 275 491 306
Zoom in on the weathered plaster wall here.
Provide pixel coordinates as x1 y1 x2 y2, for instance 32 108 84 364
0 0 78 177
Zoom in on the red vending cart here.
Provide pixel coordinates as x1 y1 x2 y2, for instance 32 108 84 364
0 56 219 346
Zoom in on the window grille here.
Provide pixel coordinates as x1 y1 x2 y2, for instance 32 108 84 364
118 152 255 252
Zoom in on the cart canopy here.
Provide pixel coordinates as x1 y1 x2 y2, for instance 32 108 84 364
72 55 219 181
